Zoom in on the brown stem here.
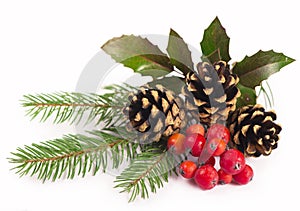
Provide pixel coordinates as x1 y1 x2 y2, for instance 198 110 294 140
24 140 124 163
29 103 122 109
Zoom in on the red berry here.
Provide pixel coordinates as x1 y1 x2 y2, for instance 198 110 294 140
167 133 185 154
194 165 219 190
184 134 206 157
186 124 205 136
213 139 227 156
207 138 227 156
199 156 215 167
218 169 232 185
220 149 246 175
179 160 197 179
233 165 254 185
206 124 230 144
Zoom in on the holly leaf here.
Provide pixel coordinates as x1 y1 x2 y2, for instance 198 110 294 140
236 83 257 108
148 76 185 95
200 17 231 63
233 50 295 88
102 35 174 78
201 49 221 63
140 69 171 78
167 29 194 75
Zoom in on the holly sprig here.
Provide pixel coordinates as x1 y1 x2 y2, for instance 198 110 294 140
102 17 294 107
9 17 294 202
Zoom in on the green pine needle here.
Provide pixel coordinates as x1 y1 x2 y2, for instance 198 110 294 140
9 130 139 182
257 80 274 108
114 148 182 202
21 84 136 126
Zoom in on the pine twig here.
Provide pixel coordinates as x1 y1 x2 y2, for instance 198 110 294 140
9 130 139 182
21 84 136 126
114 148 183 202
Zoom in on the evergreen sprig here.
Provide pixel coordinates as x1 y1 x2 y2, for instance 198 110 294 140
114 147 182 202
9 130 139 182
22 84 136 126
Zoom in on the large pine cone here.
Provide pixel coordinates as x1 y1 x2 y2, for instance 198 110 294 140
123 85 187 143
182 61 240 126
227 104 282 157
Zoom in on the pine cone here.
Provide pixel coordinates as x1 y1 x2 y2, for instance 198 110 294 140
182 61 240 126
123 85 187 143
227 104 282 157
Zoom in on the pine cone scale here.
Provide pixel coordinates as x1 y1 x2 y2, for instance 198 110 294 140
215 95 227 103
161 98 169 113
246 143 256 154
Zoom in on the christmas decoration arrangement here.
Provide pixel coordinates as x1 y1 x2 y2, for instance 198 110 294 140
9 17 294 202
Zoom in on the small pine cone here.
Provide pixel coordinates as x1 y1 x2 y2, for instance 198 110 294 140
123 85 187 143
182 61 240 126
227 104 282 157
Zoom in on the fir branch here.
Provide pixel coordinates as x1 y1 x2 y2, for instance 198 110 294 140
22 84 136 126
9 130 139 182
114 148 182 202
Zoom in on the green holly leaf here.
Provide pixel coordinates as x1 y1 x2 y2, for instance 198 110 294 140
233 50 295 89
236 83 257 108
102 35 174 78
200 17 231 63
139 69 171 78
201 49 221 63
167 29 194 75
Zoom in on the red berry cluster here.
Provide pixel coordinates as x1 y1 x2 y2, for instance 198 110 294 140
167 124 254 190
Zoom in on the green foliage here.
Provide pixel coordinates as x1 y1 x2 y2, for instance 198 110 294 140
9 130 139 182
114 147 182 202
200 17 231 63
101 35 174 78
22 84 135 126
167 29 194 75
236 83 257 107
9 123 180 201
233 50 295 89
233 50 294 108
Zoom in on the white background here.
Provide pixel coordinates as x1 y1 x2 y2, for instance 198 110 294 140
1 0 299 210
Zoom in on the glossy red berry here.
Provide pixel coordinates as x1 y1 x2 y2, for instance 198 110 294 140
184 134 206 157
233 164 254 185
194 165 218 190
186 124 205 136
220 149 246 175
206 124 230 144
199 156 215 167
167 133 185 154
179 160 197 179
218 169 233 185
207 138 227 156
